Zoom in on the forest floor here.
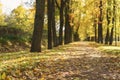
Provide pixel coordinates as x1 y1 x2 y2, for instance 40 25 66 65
0 42 120 80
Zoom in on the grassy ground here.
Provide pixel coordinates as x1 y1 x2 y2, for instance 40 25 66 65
0 44 68 79
96 41 120 57
0 42 120 80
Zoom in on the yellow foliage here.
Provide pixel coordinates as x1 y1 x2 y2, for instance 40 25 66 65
12 5 26 18
8 5 34 31
40 77 46 80
40 74 46 80
1 72 6 79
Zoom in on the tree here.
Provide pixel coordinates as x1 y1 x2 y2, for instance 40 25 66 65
51 0 58 47
93 1 98 42
7 5 34 32
30 0 45 52
109 0 116 45
47 0 53 49
74 14 80 41
47 0 58 49
113 0 117 46
105 0 111 44
105 27 110 44
59 0 65 45
64 0 73 44
0 3 6 26
97 0 103 43
73 1 81 41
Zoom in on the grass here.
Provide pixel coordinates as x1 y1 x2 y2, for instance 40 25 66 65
0 42 120 79
1 42 120 73
90 41 120 56
87 41 120 56
0 44 67 73
0 42 76 71
98 46 120 56
0 51 48 72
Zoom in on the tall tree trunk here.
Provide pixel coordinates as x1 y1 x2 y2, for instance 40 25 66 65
30 0 45 52
105 27 109 44
94 19 97 42
109 0 116 45
118 36 120 41
47 0 53 49
64 0 72 44
113 0 117 46
74 23 80 41
59 0 64 45
109 17 114 45
94 1 98 42
69 22 73 43
74 10 80 41
109 27 114 45
98 0 103 43
52 0 58 47
105 4 111 44
64 0 70 44
69 1 73 43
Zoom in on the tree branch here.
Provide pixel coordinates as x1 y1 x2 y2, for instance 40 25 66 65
55 0 60 10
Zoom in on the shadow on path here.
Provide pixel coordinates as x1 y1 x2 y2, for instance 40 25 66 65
5 42 120 80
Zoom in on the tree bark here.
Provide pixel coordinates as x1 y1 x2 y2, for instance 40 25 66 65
74 11 80 41
52 0 58 47
105 2 111 44
30 0 45 52
59 0 64 45
98 0 103 43
105 27 109 44
118 36 120 41
64 0 70 44
94 19 97 42
47 0 53 49
113 0 117 46
64 0 72 44
109 27 114 45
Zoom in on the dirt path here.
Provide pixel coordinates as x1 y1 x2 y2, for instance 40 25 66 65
43 42 120 80
5 42 120 80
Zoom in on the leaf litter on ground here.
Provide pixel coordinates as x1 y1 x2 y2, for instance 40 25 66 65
0 42 120 80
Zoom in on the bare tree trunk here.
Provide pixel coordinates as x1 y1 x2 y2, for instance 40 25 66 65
47 0 53 49
94 19 97 42
113 0 117 46
64 0 73 44
52 0 58 47
98 0 103 43
118 36 120 41
93 1 98 42
109 27 114 45
30 0 45 52
59 0 64 45
74 10 81 42
105 27 109 44
64 0 70 44
109 0 116 45
105 4 111 44
74 23 80 41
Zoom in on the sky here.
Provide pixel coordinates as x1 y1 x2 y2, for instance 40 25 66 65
0 0 31 14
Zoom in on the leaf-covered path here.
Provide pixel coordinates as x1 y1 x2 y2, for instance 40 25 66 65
1 42 120 80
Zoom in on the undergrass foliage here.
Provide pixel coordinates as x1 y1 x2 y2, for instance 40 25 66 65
99 46 120 56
